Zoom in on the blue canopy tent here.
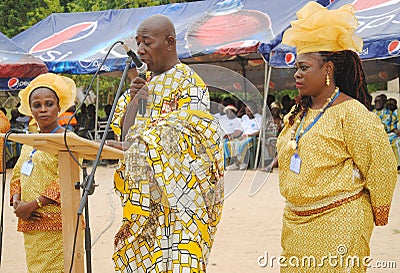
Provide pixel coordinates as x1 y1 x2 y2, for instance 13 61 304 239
12 0 335 168
11 0 329 144
262 0 400 90
0 32 47 94
11 0 331 88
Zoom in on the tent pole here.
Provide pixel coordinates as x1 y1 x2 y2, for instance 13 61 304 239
254 56 272 169
95 75 99 140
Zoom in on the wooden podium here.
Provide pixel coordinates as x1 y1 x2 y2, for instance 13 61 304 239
1 132 123 272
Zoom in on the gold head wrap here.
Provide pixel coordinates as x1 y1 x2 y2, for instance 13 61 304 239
282 2 363 54
19 73 76 116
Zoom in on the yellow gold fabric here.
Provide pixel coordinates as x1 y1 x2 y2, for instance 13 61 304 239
282 2 363 54
19 73 76 116
111 89 130 137
112 63 224 272
281 194 374 272
0 111 10 172
24 230 64 273
277 99 397 272
10 145 62 232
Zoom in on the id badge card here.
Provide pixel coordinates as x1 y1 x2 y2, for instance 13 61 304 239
21 160 34 176
290 153 301 174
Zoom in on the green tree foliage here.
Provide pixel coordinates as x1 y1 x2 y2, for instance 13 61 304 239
0 0 64 38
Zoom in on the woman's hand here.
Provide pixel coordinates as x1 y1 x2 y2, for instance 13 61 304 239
13 200 41 221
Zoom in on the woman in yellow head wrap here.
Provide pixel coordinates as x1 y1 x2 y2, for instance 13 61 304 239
277 2 397 272
10 73 76 272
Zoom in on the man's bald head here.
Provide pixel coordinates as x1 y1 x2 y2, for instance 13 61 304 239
138 14 176 38
135 14 179 74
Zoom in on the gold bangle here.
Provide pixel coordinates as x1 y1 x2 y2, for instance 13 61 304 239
36 198 43 208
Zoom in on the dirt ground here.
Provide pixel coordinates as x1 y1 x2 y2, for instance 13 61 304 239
0 167 399 273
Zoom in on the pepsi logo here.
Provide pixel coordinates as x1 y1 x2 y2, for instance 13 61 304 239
30 22 98 53
285 53 296 66
352 0 393 12
388 40 400 55
8 77 19 89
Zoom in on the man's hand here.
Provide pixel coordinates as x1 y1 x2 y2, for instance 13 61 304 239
105 140 132 151
129 77 149 107
121 76 149 140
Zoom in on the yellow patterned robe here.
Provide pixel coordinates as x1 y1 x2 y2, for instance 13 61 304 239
277 100 397 273
10 145 63 273
112 63 224 273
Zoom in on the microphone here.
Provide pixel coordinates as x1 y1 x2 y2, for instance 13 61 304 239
122 43 148 117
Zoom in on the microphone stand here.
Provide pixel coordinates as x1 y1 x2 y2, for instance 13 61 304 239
75 56 133 273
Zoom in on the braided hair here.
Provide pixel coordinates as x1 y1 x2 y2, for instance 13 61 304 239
288 50 371 126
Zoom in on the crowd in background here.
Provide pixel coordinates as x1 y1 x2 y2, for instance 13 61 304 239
212 94 295 170
372 94 400 173
2 92 400 171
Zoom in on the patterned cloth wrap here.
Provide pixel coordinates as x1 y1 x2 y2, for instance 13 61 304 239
113 110 224 272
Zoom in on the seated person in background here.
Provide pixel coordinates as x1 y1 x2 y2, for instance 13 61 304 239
16 114 30 132
10 109 24 132
58 105 77 131
76 103 88 130
100 104 112 121
227 100 262 170
280 95 293 116
236 100 246 118
264 102 284 172
372 94 399 167
220 105 243 167
386 98 400 172
267 102 284 136
99 104 115 140
77 104 97 139
214 96 236 122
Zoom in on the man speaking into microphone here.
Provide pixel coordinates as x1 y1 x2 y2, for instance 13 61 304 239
111 14 224 273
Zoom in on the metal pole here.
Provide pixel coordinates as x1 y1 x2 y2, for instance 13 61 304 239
254 55 272 169
95 75 99 140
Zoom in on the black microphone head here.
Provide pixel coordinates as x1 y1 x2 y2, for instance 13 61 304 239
121 42 147 74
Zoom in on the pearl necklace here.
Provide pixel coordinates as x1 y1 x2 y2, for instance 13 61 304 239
287 87 339 150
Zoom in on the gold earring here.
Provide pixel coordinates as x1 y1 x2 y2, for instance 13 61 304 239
325 73 330 86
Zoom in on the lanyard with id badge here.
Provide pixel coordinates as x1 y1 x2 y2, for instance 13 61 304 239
21 125 61 177
290 90 340 174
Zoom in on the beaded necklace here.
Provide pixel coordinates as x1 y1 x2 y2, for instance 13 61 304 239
287 87 340 174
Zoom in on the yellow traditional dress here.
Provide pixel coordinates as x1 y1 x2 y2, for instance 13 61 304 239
277 100 397 273
10 145 63 273
112 63 224 273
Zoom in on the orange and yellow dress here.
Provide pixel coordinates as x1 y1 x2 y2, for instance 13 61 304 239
277 100 397 273
10 145 63 272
